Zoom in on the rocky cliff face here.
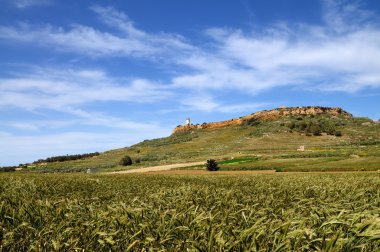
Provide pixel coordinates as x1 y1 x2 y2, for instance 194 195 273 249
172 106 352 134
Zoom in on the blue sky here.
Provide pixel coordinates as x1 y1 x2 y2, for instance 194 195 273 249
1 0 380 166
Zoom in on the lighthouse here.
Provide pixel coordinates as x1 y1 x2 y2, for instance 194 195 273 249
185 117 190 126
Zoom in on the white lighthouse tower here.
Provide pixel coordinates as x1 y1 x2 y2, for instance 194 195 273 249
185 117 190 126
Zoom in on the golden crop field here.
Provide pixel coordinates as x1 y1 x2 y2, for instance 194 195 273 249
0 173 379 251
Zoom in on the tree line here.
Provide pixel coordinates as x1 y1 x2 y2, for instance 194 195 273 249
33 152 100 164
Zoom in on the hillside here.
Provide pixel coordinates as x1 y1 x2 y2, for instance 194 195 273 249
19 106 380 173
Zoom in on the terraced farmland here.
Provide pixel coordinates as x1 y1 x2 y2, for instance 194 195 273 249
1 173 379 251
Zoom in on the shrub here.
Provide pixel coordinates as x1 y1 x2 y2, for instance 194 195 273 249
119 156 133 166
206 159 219 171
249 128 264 137
135 158 141 164
311 125 322 136
288 121 296 129
140 154 161 162
298 122 308 131
244 118 260 126
334 131 342 137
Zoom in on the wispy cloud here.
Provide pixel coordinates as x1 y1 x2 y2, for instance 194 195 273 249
322 0 374 33
7 0 51 9
0 5 193 58
0 120 75 131
1 114 164 132
90 5 194 53
0 23 151 57
90 5 146 37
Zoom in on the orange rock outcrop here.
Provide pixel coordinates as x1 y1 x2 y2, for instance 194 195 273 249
172 106 352 134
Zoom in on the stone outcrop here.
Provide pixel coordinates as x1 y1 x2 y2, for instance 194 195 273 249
172 106 352 134
248 106 351 121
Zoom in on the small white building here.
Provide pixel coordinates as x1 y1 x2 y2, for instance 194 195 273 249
185 117 190 126
297 146 305 152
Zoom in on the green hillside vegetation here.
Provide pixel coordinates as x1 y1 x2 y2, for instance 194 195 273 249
15 108 380 173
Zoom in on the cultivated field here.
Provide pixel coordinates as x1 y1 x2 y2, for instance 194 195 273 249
1 172 379 251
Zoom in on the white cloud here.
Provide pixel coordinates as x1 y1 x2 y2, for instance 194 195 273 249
1 114 163 132
0 6 193 58
1 3 378 95
0 66 172 166
0 67 171 112
172 1 380 94
0 24 150 57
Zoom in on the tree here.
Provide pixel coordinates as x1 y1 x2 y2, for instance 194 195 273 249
310 124 322 136
120 156 133 166
206 159 219 171
320 120 336 135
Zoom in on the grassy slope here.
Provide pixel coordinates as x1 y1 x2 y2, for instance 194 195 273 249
26 114 380 172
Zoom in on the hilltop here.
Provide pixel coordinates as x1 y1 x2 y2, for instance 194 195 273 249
173 106 352 134
10 106 380 173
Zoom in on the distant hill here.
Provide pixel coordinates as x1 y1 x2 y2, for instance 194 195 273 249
16 106 380 173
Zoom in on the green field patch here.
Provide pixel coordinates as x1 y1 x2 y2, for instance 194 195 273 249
218 156 259 165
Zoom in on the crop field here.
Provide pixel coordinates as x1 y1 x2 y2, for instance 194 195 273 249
1 173 379 251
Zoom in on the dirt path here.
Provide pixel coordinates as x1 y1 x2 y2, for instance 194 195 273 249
149 170 276 175
107 162 378 175
108 161 205 174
